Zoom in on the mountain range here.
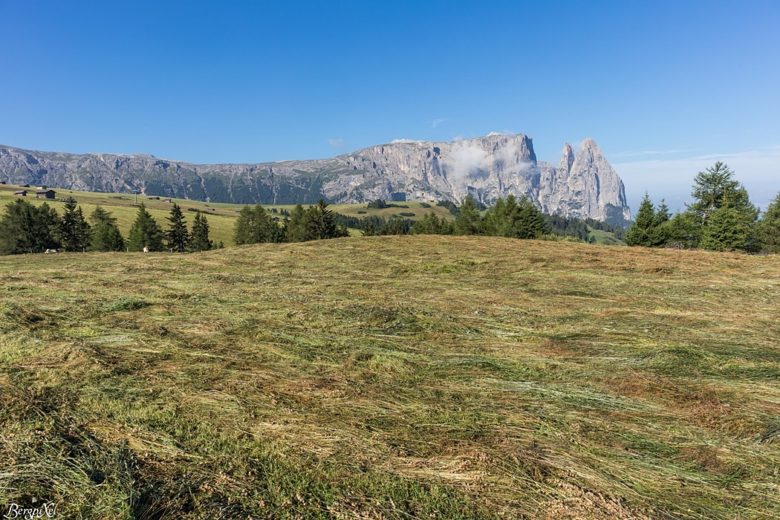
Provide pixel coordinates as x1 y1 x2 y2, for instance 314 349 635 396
0 134 631 224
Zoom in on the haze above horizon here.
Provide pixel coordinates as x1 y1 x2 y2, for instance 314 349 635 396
2 0 778 211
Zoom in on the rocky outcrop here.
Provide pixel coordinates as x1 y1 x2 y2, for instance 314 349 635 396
0 133 631 223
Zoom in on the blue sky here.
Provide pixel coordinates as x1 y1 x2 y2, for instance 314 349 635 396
1 0 779 211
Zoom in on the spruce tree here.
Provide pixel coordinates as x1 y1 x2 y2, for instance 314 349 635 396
514 197 546 239
90 206 125 251
127 203 164 251
38 203 62 251
166 203 189 252
190 211 212 251
650 199 671 246
666 212 701 249
59 197 91 252
454 194 482 235
758 192 780 253
305 199 347 240
234 204 280 244
285 204 308 242
362 217 382 236
689 162 754 222
625 193 656 246
700 206 754 251
412 212 453 235
0 200 60 254
684 162 758 251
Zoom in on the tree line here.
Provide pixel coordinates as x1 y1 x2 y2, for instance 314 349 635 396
625 162 779 253
232 199 349 244
0 198 215 254
231 195 551 244
5 164 775 255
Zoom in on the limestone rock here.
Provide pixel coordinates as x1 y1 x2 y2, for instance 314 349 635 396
0 133 631 223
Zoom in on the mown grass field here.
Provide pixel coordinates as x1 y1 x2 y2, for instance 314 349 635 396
2 236 778 519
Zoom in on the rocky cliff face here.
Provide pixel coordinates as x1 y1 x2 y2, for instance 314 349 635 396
0 133 631 223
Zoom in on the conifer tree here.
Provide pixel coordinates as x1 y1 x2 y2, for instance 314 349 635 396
166 203 189 252
127 203 164 251
36 203 62 251
305 199 347 240
362 217 383 236
189 211 212 251
482 196 511 236
666 212 701 249
454 194 482 235
650 199 671 246
285 204 308 242
381 216 410 235
758 192 780 253
689 162 755 223
625 193 656 246
685 162 758 251
412 212 453 235
234 204 280 244
0 200 60 254
89 206 125 251
514 197 547 239
700 206 754 251
59 197 91 252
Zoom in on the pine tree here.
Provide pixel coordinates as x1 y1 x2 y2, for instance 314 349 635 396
412 212 453 235
189 211 212 252
700 206 754 251
36 203 62 251
234 204 280 244
285 204 308 242
89 206 125 251
481 197 508 236
362 217 382 236
650 199 671 246
305 199 348 240
381 216 410 235
758 192 780 253
127 203 164 251
689 162 754 222
0 200 60 254
625 193 656 246
59 197 91 252
514 197 546 239
454 195 482 235
666 212 701 249
684 162 758 251
166 203 189 252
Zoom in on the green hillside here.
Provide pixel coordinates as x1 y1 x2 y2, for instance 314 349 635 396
1 236 778 518
0 184 456 246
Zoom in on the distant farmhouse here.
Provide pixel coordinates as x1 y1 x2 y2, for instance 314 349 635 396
35 189 56 199
14 190 28 196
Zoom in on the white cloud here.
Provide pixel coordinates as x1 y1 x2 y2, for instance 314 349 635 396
390 138 421 144
327 138 345 148
430 117 449 128
444 143 489 182
614 145 780 212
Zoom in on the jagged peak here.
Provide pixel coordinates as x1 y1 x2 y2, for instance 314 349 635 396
560 143 575 173
579 138 602 153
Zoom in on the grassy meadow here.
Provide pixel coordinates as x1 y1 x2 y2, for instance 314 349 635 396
0 184 455 246
0 236 778 518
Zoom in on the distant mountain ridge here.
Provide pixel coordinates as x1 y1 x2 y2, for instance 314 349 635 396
0 133 631 224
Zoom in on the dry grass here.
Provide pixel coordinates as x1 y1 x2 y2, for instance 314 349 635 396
0 236 778 518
